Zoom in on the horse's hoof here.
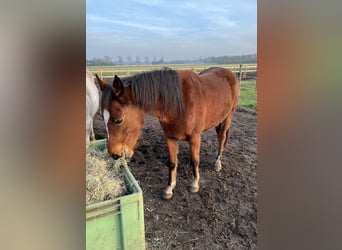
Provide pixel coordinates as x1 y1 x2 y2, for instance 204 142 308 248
214 166 222 172
189 186 199 193
215 161 222 171
162 192 173 200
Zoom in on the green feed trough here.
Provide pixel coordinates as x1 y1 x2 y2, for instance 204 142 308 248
86 140 146 250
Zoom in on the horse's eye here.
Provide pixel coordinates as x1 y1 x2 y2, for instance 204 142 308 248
111 117 123 125
114 118 123 124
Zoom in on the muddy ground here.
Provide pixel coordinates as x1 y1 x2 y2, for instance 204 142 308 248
93 106 257 250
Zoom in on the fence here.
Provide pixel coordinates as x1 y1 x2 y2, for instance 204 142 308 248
87 64 257 78
87 64 257 111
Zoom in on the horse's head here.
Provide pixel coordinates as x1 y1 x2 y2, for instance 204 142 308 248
95 74 145 160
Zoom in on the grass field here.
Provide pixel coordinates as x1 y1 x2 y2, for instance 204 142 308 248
239 80 257 111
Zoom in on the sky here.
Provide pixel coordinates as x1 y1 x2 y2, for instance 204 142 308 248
86 0 256 61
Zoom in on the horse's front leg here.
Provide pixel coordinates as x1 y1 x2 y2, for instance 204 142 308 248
163 138 179 199
189 133 201 193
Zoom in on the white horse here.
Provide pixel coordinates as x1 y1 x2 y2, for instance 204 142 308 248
86 71 99 142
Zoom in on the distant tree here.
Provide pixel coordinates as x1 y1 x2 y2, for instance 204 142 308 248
126 56 132 65
143 56 150 65
86 53 257 66
103 56 113 65
246 54 253 62
152 56 157 64
200 54 257 64
152 56 165 65
117 56 123 65
135 56 141 65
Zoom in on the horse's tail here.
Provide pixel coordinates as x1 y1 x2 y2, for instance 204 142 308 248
229 70 240 110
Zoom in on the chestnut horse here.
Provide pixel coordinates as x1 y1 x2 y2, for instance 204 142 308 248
96 67 239 199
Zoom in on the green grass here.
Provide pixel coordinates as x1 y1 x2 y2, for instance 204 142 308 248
239 80 257 111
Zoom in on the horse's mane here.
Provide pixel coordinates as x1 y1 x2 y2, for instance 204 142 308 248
100 85 113 113
123 69 185 115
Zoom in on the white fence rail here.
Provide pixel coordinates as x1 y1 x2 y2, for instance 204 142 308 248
87 64 257 79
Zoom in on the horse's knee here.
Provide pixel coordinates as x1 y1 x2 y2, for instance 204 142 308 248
190 158 199 169
166 159 177 169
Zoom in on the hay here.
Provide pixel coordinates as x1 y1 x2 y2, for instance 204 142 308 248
86 146 127 205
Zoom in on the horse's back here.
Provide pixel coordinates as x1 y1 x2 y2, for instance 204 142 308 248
199 67 239 88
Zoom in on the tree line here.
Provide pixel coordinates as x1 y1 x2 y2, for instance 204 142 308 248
86 53 256 66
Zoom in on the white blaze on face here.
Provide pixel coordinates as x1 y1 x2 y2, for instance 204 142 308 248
103 109 110 139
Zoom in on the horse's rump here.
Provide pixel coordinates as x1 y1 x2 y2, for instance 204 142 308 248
177 67 239 131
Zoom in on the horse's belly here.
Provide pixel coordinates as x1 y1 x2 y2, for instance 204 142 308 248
159 122 189 140
203 102 232 129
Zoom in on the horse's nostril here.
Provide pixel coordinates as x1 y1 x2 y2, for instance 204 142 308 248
112 154 120 160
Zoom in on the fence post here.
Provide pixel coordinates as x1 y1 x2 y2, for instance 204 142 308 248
242 65 247 79
239 64 242 82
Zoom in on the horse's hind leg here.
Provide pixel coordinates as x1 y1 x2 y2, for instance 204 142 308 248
189 133 201 193
163 138 179 199
215 116 232 171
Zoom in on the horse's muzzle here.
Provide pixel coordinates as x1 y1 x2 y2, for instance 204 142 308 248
112 154 121 160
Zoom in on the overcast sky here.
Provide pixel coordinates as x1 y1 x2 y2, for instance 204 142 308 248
86 0 256 61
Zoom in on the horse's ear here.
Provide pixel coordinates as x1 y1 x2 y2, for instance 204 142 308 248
95 74 107 91
112 75 124 97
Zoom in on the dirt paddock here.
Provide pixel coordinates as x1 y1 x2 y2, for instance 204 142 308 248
93 108 257 249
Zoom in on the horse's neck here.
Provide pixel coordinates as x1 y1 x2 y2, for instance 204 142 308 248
137 103 174 123
148 109 173 123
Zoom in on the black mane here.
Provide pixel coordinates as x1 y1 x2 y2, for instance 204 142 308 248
123 69 185 115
